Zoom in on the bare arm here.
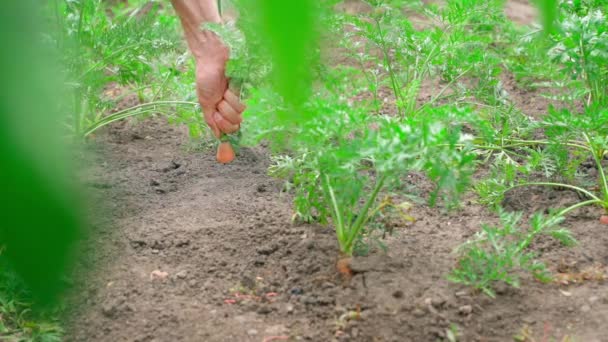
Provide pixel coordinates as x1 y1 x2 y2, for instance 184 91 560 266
170 0 245 138
170 0 224 60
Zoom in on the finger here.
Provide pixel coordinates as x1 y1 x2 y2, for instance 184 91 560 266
218 100 243 125
224 89 246 113
214 112 240 134
202 106 221 139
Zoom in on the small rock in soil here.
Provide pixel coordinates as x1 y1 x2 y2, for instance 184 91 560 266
412 308 426 317
175 270 188 279
494 281 509 295
290 287 304 295
265 324 288 336
522 317 536 325
247 329 258 336
458 305 473 316
101 303 118 318
285 304 295 314
257 306 273 315
322 282 335 290
432 297 447 309
256 244 279 255
455 290 469 297
301 295 317 305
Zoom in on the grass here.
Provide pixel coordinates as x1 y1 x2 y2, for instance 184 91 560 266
0 255 63 342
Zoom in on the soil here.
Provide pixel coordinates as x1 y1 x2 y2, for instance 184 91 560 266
65 1 608 341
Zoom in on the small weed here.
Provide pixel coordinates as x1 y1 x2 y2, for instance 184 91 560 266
449 209 576 297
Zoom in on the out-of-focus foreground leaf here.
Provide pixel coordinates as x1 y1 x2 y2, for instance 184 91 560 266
236 0 319 121
0 1 84 303
537 0 558 34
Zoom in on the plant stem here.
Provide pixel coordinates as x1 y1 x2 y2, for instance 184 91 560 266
325 175 346 246
82 101 198 137
505 182 601 202
557 199 604 217
417 66 472 114
343 173 387 254
584 133 608 204
374 18 402 117
448 139 591 153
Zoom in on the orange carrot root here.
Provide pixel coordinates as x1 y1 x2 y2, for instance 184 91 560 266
336 257 353 277
216 141 235 164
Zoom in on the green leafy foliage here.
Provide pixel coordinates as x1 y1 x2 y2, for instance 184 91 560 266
449 210 576 297
475 106 608 215
253 94 476 255
549 1 608 105
51 0 200 137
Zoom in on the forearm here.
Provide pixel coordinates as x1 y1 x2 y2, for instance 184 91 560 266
170 0 226 62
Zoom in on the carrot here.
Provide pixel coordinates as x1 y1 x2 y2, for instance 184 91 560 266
216 141 235 164
336 256 353 277
600 215 608 225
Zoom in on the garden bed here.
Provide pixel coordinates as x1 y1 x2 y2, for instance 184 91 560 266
66 117 607 342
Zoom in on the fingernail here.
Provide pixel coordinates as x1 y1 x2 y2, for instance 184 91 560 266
213 112 222 123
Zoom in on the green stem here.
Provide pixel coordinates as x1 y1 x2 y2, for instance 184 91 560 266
342 174 388 254
82 101 198 137
449 139 591 153
375 18 402 117
417 67 472 114
584 133 608 203
506 182 601 202
557 199 604 217
325 175 346 245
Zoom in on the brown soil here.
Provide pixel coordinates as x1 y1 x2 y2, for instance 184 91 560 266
66 115 608 342
65 1 608 341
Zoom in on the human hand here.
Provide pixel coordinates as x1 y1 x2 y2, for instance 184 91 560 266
195 38 246 138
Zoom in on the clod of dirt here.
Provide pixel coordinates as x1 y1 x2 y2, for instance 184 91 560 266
160 160 181 173
257 305 273 315
412 308 426 317
392 290 404 299
458 305 473 316
256 244 279 256
256 184 267 193
101 303 118 318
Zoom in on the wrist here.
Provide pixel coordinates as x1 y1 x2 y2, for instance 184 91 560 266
192 30 229 64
